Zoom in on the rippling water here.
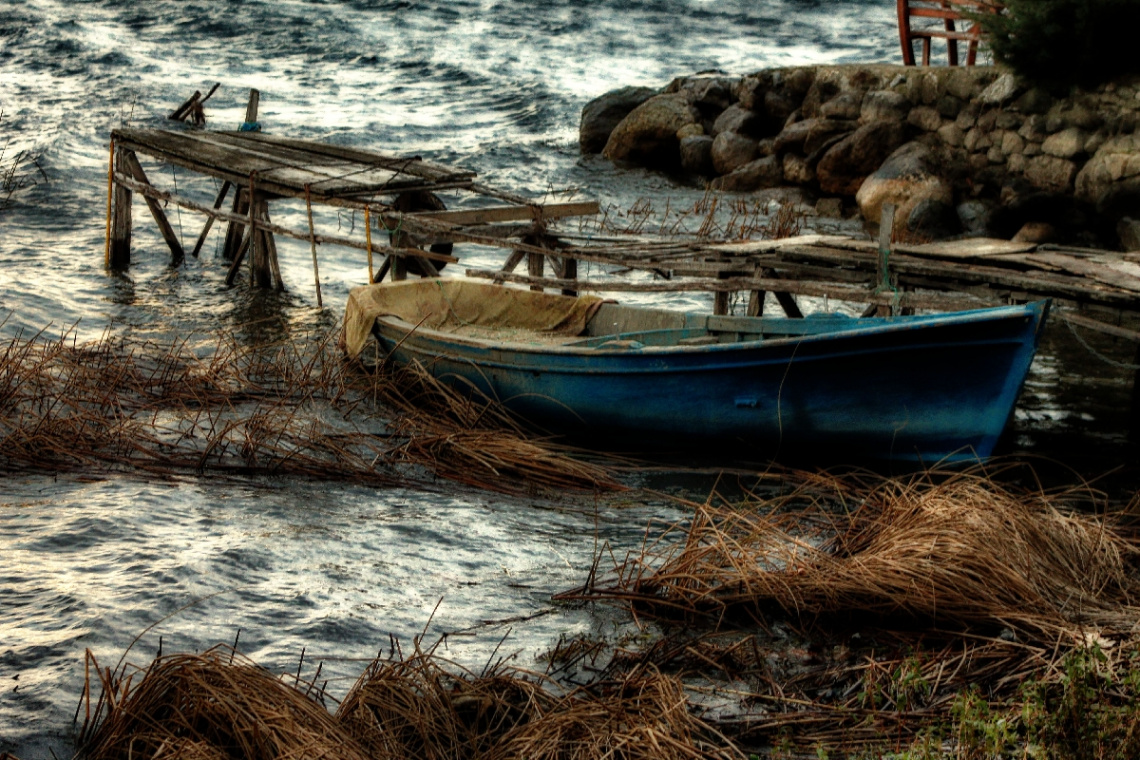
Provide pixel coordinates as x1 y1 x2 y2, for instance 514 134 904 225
1 1 1136 755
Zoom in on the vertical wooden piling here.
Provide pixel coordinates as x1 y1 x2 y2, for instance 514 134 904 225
108 145 133 270
527 250 545 292
222 90 259 261
121 150 185 265
713 273 731 315
876 204 896 317
304 185 323 306
247 176 273 289
561 256 578 297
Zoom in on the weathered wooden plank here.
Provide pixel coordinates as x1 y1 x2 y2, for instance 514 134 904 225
393 201 599 227
704 234 852 254
895 238 1038 259
1024 252 1140 294
464 269 988 310
112 173 459 265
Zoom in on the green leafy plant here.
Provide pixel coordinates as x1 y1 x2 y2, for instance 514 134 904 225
1021 643 1140 760
976 0 1140 88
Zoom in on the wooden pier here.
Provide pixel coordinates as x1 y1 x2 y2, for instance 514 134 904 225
106 124 1140 354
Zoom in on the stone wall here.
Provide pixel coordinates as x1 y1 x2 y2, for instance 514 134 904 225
581 65 1140 248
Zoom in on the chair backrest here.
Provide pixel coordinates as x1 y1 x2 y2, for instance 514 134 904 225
898 0 1004 66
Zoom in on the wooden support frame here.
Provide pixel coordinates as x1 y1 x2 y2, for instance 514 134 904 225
121 150 185 265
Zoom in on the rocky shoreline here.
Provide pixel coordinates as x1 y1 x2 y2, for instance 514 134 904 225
581 64 1140 249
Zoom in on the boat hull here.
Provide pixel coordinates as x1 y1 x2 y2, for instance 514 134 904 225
369 294 1048 464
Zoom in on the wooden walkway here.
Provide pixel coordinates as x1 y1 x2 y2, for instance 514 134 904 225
106 126 1140 349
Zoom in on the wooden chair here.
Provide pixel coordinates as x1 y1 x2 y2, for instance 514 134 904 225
897 0 1003 66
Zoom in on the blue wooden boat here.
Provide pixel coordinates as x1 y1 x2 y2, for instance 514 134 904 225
343 278 1049 464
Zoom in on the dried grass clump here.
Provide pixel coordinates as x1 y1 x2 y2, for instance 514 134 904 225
78 644 740 760
336 653 554 760
78 646 370 760
500 671 740 760
575 472 1140 637
0 327 620 494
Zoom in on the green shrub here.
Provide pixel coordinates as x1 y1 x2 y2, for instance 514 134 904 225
976 0 1140 88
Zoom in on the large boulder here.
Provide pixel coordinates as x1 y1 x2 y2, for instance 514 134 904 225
602 93 701 170
855 141 955 237
709 155 783 192
712 104 760 137
817 120 910 196
1075 132 1140 216
580 86 657 154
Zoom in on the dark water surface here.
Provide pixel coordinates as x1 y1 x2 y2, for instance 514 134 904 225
1 0 1136 755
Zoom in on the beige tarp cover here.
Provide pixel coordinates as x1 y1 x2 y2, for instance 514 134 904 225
343 278 606 358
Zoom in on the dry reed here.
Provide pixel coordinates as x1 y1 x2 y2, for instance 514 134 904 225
78 645 369 760
78 643 742 760
569 470 1140 639
0 326 620 494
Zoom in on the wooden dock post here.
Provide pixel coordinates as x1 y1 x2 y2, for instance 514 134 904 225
527 249 545 292
121 150 185 265
876 204 896 316
222 90 259 261
108 145 133 270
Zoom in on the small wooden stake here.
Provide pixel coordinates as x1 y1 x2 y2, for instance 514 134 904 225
190 180 231 258
365 205 374 283
304 185 323 306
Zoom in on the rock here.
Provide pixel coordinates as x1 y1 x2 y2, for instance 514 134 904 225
1014 87 1054 115
956 103 980 130
580 86 658 154
783 153 815 184
764 90 798 124
1018 115 1046 142
908 199 959 240
673 76 736 114
712 104 759 137
1012 221 1056 243
944 68 978 100
1042 127 1087 159
818 120 910 196
1001 131 1025 156
815 197 845 218
711 131 759 174
770 117 843 154
602 93 700 168
709 155 783 191
1024 155 1078 192
820 92 863 120
907 105 942 132
854 141 954 234
964 129 992 153
980 73 1020 106
861 90 910 123
920 71 942 104
995 112 1023 130
676 123 705 140
936 95 963 119
1008 153 1028 173
957 199 996 235
679 135 715 176
1118 217 1140 251
804 120 858 156
1075 133 1140 215
987 145 1005 164
736 76 764 111
1085 131 1107 155
938 123 965 147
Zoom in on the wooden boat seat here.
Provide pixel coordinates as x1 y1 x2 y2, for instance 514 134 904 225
898 0 1003 66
